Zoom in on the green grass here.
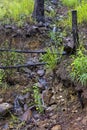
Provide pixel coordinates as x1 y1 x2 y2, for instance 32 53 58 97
0 0 34 24
70 46 87 86
62 0 87 26
62 0 79 7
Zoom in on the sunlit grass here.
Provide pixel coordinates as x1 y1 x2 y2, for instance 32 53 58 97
0 0 34 24
62 0 87 26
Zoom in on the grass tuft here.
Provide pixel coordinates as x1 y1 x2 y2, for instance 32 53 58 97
0 0 34 24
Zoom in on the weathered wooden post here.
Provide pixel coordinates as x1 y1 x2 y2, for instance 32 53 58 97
64 10 79 54
33 0 45 22
72 10 79 51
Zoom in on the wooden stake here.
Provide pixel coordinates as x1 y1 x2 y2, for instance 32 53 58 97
72 10 79 50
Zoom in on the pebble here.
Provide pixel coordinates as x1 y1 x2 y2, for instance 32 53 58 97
37 69 45 77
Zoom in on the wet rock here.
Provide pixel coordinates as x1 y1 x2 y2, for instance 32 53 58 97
37 69 45 77
51 125 62 130
0 103 13 116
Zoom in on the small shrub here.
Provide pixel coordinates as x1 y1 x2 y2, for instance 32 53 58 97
70 46 87 86
40 46 63 71
0 42 25 84
33 83 44 113
40 47 57 71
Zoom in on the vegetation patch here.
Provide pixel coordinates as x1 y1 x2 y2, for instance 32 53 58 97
0 0 34 24
70 46 87 86
62 0 87 26
0 42 25 85
40 46 63 72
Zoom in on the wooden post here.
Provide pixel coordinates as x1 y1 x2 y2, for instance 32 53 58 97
33 0 45 22
72 10 79 51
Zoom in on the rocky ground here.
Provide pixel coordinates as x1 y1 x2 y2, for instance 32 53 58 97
0 0 87 130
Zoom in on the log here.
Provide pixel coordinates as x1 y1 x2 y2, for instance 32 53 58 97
0 63 46 69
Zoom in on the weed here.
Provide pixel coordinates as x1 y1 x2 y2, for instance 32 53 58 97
40 46 63 72
62 0 78 7
70 46 87 86
49 29 64 47
0 42 25 85
33 83 44 113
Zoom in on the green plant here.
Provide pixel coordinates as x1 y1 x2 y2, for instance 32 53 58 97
40 46 63 71
0 42 25 84
49 31 62 47
0 70 5 85
33 83 44 113
0 0 34 24
62 0 77 7
70 46 87 86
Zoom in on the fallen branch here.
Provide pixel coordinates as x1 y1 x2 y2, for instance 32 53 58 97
0 49 66 55
0 62 46 69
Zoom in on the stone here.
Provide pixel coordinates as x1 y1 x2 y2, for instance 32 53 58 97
46 105 57 112
0 103 13 116
0 98 3 103
37 69 45 77
51 125 62 130
20 109 32 122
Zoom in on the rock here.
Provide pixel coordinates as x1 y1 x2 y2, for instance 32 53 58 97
20 109 32 122
14 96 23 116
38 78 48 89
0 103 12 116
32 110 40 120
49 95 56 105
46 105 57 112
0 98 3 103
82 116 87 125
3 123 9 130
51 125 62 130
37 69 45 77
